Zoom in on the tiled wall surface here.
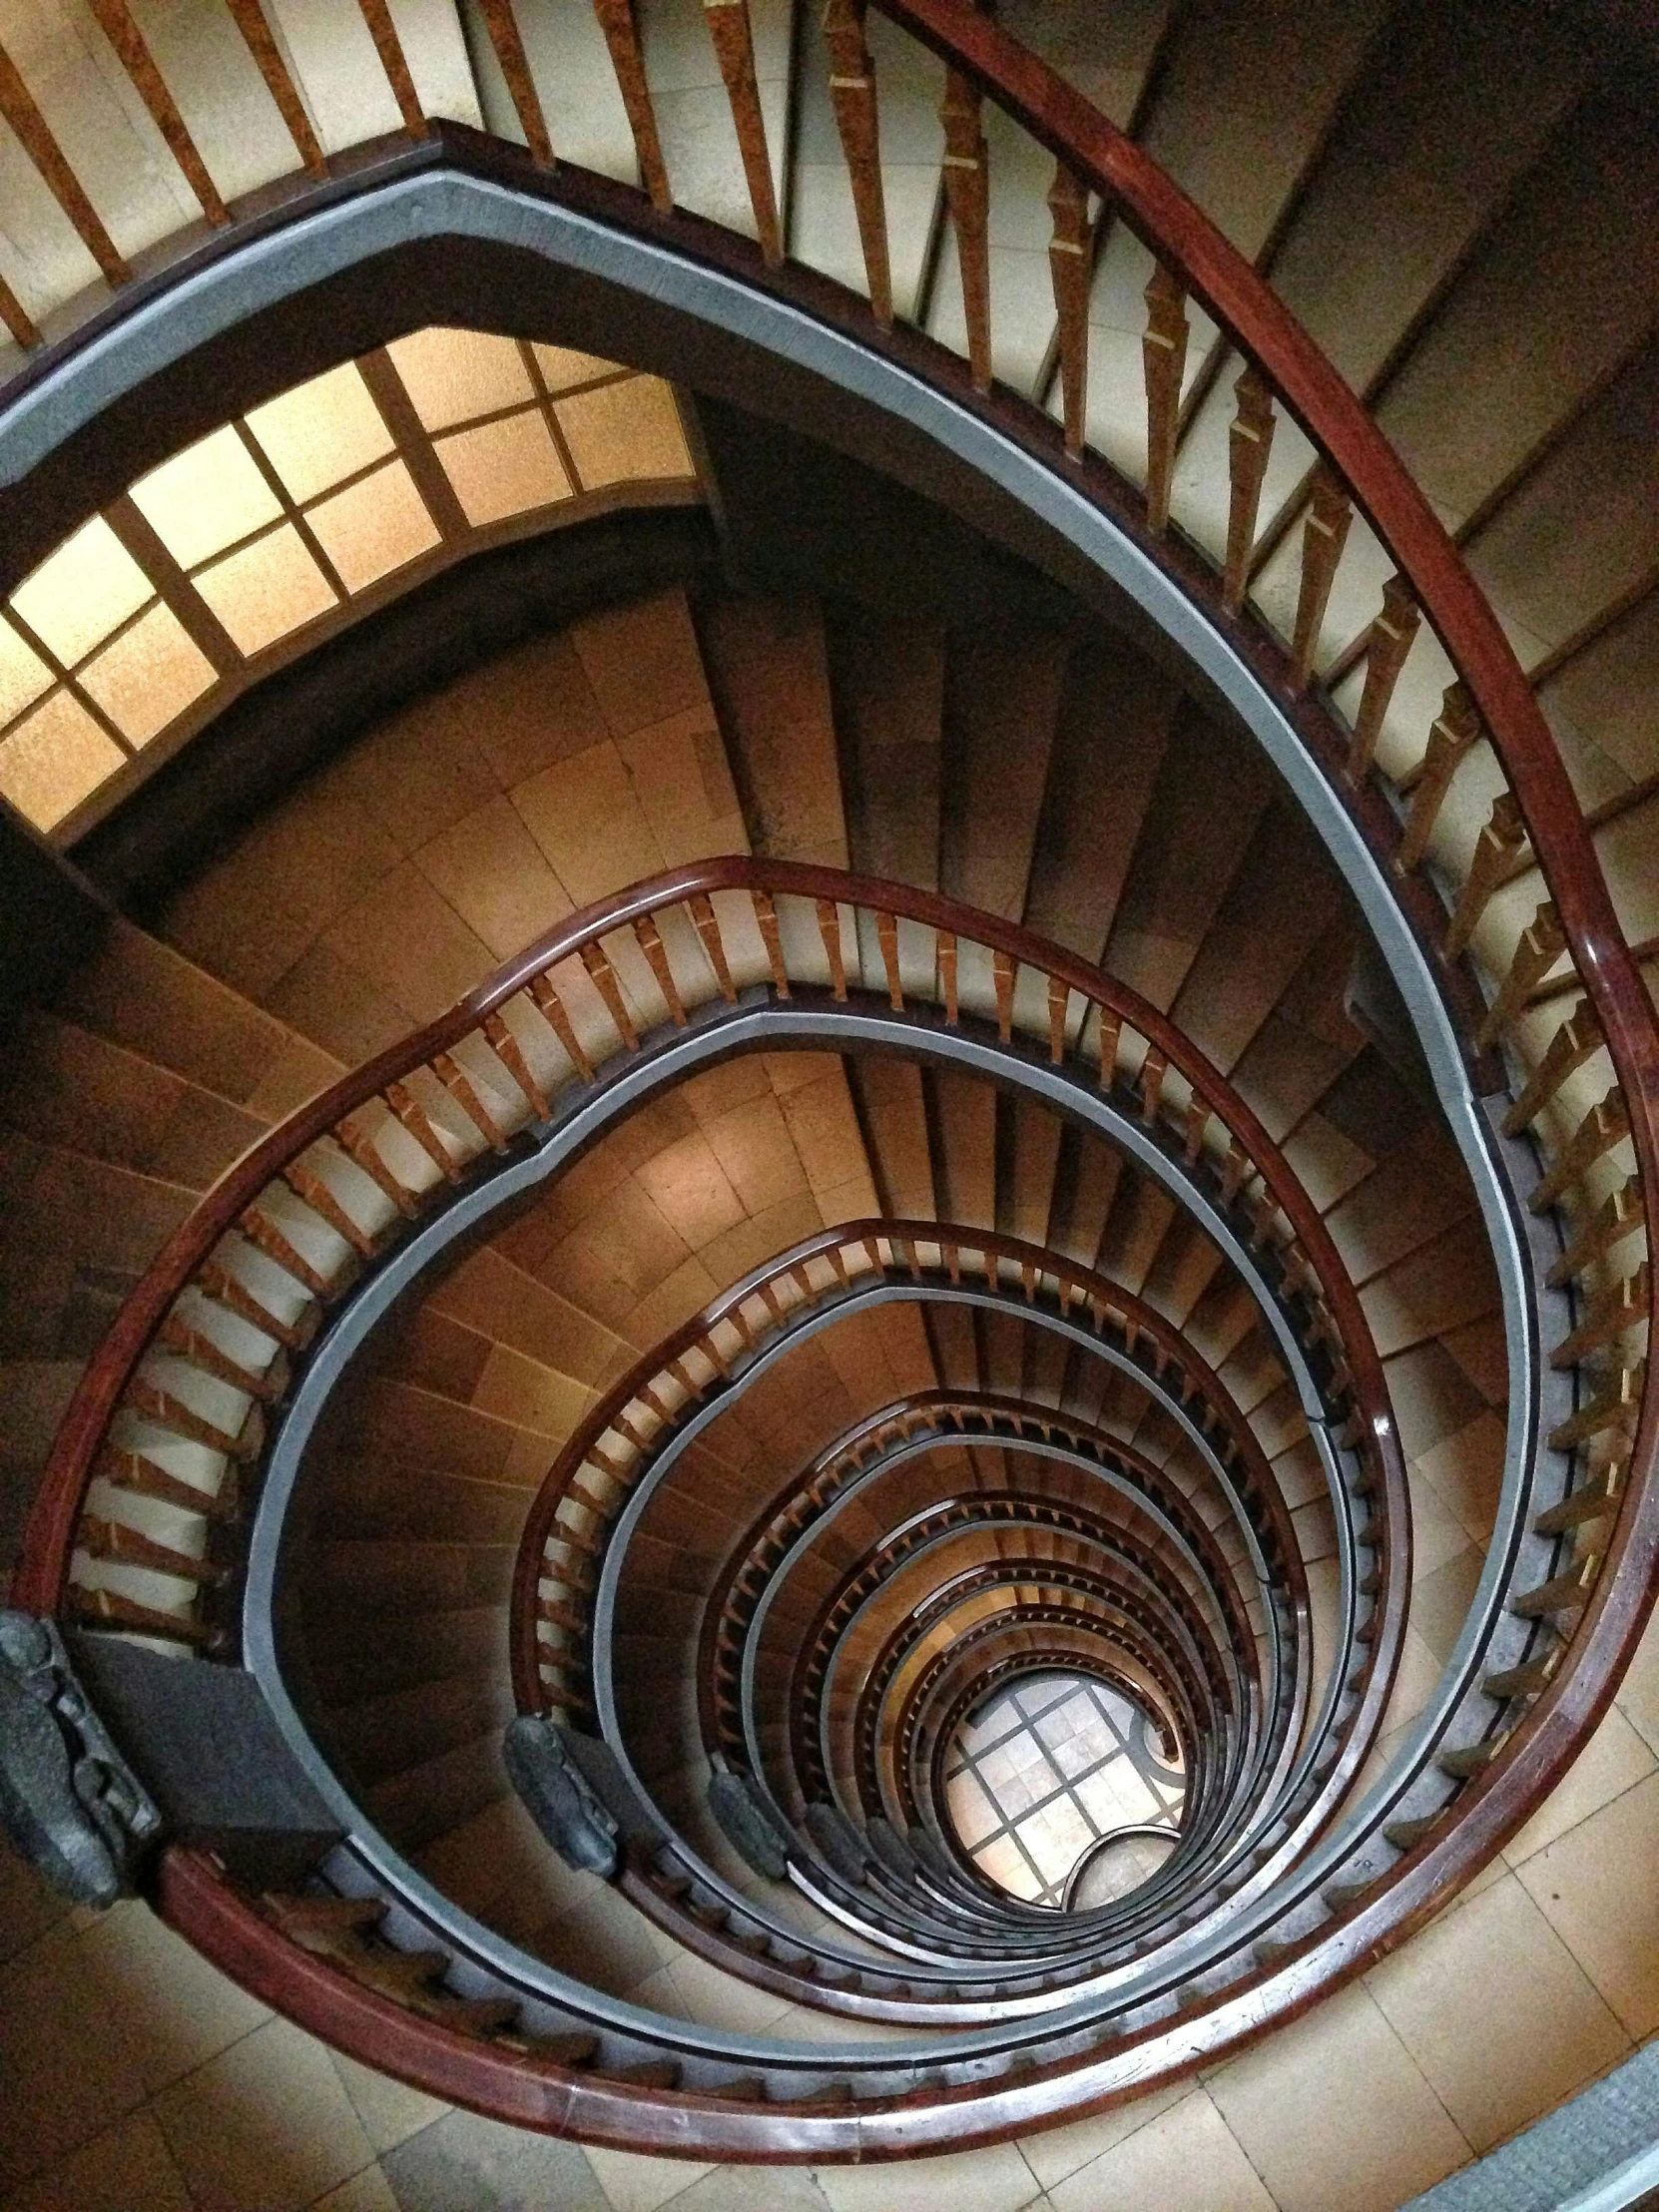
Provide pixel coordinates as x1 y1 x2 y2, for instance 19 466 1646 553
4 1587 1658 2212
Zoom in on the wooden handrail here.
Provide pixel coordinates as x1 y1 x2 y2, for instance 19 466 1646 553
0 0 1650 2146
513 1219 1317 1719
15 856 1399 1628
868 0 1659 1827
695 1387 1261 1771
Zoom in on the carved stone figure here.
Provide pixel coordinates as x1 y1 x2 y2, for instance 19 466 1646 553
0 1611 164 1907
707 1770 794 1880
503 1714 622 1876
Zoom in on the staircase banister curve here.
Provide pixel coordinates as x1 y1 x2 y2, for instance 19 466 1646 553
15 854 1401 1627
1 2 1651 2140
866 0 1659 1932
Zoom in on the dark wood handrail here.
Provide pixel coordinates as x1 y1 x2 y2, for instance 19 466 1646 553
694 1386 1260 1768
512 1218 1315 1718
2 1 1649 2146
15 855 1400 1625
872 0 1659 1825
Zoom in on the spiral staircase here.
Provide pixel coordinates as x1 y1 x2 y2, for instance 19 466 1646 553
1 2 1657 2207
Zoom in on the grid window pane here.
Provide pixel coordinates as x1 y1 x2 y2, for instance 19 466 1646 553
305 459 441 594
11 517 153 667
974 1833 1043 1903
0 692 126 830
532 341 620 392
435 410 572 526
131 424 282 568
944 1769 1000 1849
0 617 52 728
945 1671 1184 1909
194 525 338 656
554 374 692 487
388 326 534 430
246 361 396 504
78 604 217 747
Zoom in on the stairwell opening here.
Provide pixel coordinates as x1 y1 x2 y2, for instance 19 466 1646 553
941 1670 1185 1910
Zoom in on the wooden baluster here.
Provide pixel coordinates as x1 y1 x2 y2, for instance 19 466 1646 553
1046 975 1069 1064
1184 1093 1210 1165
1476 901 1566 1049
817 898 848 999
1534 1456 1626 1535
473 0 552 164
1047 163 1090 457
1221 1141 1251 1205
937 930 959 1023
702 0 782 265
481 1008 550 1120
1141 265 1188 534
1552 1264 1649 1370
87 0 229 219
71 1585 218 1647
433 1049 509 1151
286 1158 378 1257
0 40 129 281
591 0 671 211
529 972 595 1080
239 1205 333 1298
1223 365 1275 613
579 939 639 1048
1510 1556 1599 1619
939 71 991 393
97 1441 238 1521
1140 1048 1167 1126
1503 999 1601 1134
0 267 36 348
824 0 891 325
876 909 903 1010
1290 467 1353 688
688 892 739 1004
1349 574 1420 781
1530 1090 1630 1215
1547 1176 1642 1289
1396 683 1482 874
335 1110 422 1217
128 1374 259 1458
1445 792 1527 958
156 1314 282 1401
1083 1008 1120 1099
634 912 687 1026
223 0 325 176
752 887 791 996
80 1511 227 1585
385 1079 462 1183
352 0 427 136
992 948 1015 1041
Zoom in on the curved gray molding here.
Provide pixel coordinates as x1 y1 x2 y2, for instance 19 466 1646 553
0 170 1530 1445
240 991 1343 2047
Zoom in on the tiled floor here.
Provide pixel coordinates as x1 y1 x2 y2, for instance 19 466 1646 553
3 1603 1659 2210
943 1673 1185 1906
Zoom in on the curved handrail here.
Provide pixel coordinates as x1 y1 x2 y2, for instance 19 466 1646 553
697 1387 1258 1768
870 0 1659 1863
511 1220 1313 1717
0 0 1648 2149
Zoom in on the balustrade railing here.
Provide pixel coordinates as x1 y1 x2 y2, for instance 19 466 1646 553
2 0 1653 2151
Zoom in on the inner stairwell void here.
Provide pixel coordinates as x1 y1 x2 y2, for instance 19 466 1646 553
0 3 1657 2210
